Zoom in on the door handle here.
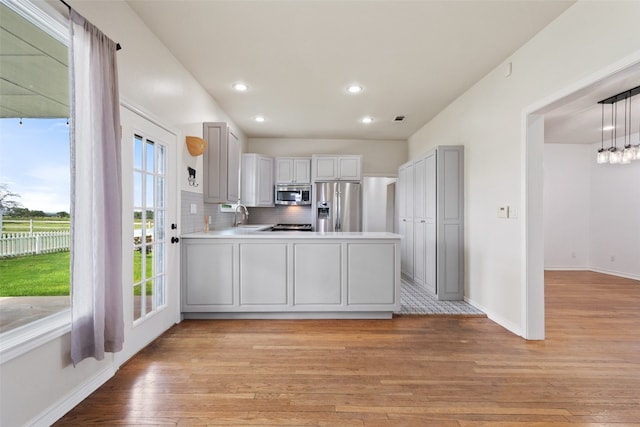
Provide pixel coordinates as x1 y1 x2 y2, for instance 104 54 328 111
171 237 180 244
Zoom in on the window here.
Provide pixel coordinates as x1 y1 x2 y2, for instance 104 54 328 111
0 0 71 359
132 134 168 321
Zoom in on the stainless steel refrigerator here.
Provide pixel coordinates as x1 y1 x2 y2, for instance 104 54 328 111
314 181 361 232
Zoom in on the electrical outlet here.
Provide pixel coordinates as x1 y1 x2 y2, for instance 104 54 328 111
190 203 197 214
571 252 576 259
610 255 616 262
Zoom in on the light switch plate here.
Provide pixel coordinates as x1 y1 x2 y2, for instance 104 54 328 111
498 206 509 218
190 203 197 214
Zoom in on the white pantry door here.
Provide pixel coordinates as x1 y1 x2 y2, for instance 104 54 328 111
117 106 180 365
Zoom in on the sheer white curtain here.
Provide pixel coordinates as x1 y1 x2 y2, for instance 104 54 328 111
69 9 123 365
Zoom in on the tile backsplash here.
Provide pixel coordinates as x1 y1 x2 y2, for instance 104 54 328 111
248 205 313 225
180 190 234 233
180 190 313 234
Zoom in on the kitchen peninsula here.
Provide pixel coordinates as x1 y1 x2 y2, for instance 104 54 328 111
181 228 401 319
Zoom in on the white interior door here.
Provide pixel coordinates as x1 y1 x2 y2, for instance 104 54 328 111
117 105 180 365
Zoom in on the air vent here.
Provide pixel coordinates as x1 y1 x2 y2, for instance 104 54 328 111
393 115 406 122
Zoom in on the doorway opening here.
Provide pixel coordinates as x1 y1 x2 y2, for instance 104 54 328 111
523 56 640 340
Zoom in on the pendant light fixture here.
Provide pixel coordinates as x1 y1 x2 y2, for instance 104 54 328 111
632 94 640 160
596 103 609 164
621 97 632 164
597 85 640 165
608 103 621 164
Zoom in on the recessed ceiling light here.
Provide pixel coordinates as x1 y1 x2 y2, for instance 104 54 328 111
361 116 373 124
254 115 265 122
232 82 248 92
347 84 363 94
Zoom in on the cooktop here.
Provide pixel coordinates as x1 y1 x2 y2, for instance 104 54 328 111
271 223 313 231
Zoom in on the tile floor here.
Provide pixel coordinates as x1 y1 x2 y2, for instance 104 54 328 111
398 277 485 315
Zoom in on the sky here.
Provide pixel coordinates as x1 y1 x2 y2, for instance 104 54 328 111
0 118 70 214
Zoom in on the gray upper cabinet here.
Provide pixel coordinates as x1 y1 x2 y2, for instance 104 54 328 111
241 153 274 207
203 122 240 203
275 157 311 184
311 154 362 181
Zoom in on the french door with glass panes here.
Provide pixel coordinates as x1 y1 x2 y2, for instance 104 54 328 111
118 106 179 365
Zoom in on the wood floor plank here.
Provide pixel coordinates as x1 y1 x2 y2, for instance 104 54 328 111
54 271 640 425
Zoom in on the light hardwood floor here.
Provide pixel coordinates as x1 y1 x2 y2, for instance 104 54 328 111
55 271 640 425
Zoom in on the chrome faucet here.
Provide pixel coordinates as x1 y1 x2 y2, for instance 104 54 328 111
233 203 249 227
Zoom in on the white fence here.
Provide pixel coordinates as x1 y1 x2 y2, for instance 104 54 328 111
0 231 71 257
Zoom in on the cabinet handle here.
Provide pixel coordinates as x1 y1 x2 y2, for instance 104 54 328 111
171 237 180 244
171 223 177 230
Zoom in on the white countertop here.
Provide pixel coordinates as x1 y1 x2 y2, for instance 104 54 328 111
182 225 400 240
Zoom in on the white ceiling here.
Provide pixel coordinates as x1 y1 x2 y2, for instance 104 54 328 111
5 1 636 146
0 3 69 118
126 0 575 140
542 63 640 145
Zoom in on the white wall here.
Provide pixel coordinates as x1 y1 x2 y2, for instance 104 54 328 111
0 1 245 426
544 143 640 279
589 148 640 279
408 1 640 335
363 177 397 232
543 144 591 269
248 138 406 176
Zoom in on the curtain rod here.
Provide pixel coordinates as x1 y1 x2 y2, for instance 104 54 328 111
59 0 122 51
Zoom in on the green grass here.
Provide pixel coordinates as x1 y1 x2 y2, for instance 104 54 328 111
0 250 153 297
0 251 70 296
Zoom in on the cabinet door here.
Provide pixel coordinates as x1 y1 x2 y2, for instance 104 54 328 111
405 163 414 221
239 243 287 305
203 123 227 203
413 157 425 221
257 156 274 205
313 156 337 180
397 164 407 219
293 158 311 183
413 221 426 287
399 219 414 278
436 146 464 301
276 158 294 183
293 243 341 305
338 156 361 180
412 156 426 288
424 151 437 294
227 130 240 202
348 243 396 304
182 241 234 309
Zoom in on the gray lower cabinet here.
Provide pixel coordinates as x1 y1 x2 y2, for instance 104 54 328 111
181 236 400 317
348 243 396 304
293 243 342 305
239 243 287 305
182 241 234 308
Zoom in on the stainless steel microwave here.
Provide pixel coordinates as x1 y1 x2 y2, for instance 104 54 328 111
275 184 312 205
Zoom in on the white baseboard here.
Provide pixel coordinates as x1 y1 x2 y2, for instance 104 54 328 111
28 364 116 427
463 297 524 338
588 267 640 281
544 267 639 281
